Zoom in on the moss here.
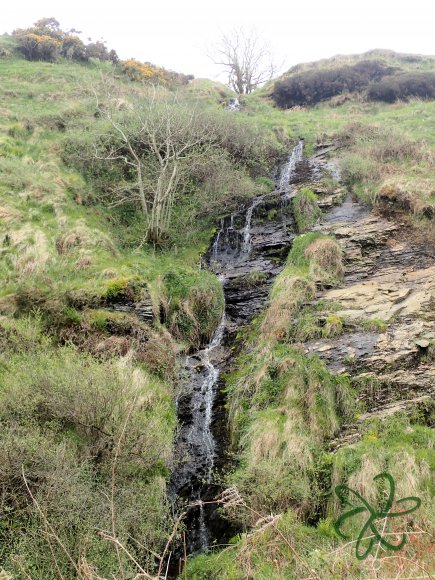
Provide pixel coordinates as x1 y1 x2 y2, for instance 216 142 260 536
104 276 130 299
360 318 388 332
323 313 344 337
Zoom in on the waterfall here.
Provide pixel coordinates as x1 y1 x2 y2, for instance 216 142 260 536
241 197 263 254
169 310 226 553
170 139 309 558
278 139 304 191
185 312 225 480
227 97 240 111
211 219 224 261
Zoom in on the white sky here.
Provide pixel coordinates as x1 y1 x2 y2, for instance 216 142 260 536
2 0 434 80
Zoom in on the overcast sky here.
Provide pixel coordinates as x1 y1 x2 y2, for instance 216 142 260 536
2 0 434 80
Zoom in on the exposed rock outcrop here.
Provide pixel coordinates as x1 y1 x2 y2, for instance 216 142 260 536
299 195 435 447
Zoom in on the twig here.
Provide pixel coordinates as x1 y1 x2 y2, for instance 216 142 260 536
22 467 79 575
99 532 153 579
157 511 187 578
183 531 187 580
110 400 137 580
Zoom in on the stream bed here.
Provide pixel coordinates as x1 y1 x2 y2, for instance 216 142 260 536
168 140 336 557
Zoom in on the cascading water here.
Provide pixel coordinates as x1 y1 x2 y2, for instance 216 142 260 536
169 310 226 552
278 139 304 191
241 196 263 253
170 140 316 564
227 97 240 111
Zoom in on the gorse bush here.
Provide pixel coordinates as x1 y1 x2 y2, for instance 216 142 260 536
13 17 118 64
120 58 193 85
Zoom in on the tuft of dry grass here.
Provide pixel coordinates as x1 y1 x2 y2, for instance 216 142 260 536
9 226 51 275
56 223 116 255
261 276 316 341
304 238 344 284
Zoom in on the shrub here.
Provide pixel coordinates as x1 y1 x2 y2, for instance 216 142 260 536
0 344 175 576
368 71 435 103
13 17 117 64
272 60 396 108
120 58 193 85
15 32 61 62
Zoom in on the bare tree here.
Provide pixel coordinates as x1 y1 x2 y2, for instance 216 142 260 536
213 28 277 94
92 80 223 245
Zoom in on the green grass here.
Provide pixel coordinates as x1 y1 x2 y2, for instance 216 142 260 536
189 414 434 579
0 323 176 577
1 40 434 578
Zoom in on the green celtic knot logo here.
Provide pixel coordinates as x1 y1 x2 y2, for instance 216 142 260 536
334 472 421 560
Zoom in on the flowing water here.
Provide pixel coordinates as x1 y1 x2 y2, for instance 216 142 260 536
241 196 264 253
170 140 322 559
278 139 304 191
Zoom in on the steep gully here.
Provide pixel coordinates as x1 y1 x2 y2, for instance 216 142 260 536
168 138 435 559
169 140 319 554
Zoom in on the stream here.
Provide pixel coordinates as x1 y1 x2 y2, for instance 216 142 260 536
169 140 333 558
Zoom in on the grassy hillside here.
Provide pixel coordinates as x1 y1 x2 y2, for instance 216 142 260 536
0 34 284 576
0 32 434 578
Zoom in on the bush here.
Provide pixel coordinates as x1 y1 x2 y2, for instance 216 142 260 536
0 344 175 576
15 32 61 62
272 60 396 108
13 17 117 64
368 71 435 103
120 58 193 85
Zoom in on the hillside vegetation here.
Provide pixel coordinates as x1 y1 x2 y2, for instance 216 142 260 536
0 28 434 578
271 49 435 107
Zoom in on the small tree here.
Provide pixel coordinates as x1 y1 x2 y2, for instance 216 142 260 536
92 81 223 245
213 28 276 94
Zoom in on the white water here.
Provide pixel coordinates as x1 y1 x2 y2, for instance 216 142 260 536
185 312 226 485
278 139 304 191
211 219 224 261
227 98 240 111
241 196 263 254
183 311 226 550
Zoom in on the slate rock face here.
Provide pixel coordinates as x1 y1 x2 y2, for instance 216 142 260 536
169 141 340 554
302 196 435 448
